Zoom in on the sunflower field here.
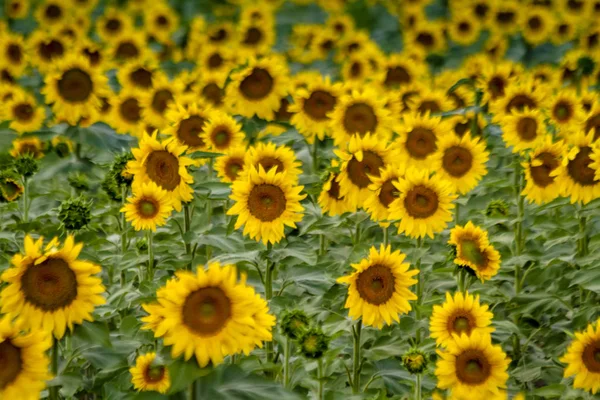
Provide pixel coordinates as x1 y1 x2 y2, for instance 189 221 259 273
2 0 600 399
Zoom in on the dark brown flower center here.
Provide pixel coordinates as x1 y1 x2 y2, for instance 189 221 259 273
343 103 378 136
247 184 287 222
209 28 228 43
45 4 62 19
210 126 231 149
528 16 542 30
202 83 224 107
177 115 206 147
145 150 181 191
137 198 159 218
243 27 263 45
516 116 538 141
82 48 101 66
156 15 169 27
553 101 573 122
151 89 173 114
448 311 475 335
225 158 243 181
13 103 34 121
356 264 395 305
144 365 166 383
116 41 139 60
567 0 584 11
567 146 596 186
384 66 411 87
406 127 437 159
496 10 516 24
258 156 284 174
328 176 343 200
488 76 506 99
275 98 293 122
58 68 93 103
404 185 439 218
304 90 336 121
208 53 224 69
347 150 384 188
416 32 434 48
443 146 473 177
119 98 141 122
418 100 441 114
506 94 536 113
585 113 600 139
530 152 559 187
21 258 78 311
349 61 362 78
0 340 22 390
582 340 600 372
7 44 22 63
105 18 121 32
182 287 232 336
456 349 491 384
379 179 398 207
39 39 64 61
130 68 153 89
240 68 274 100
458 21 471 32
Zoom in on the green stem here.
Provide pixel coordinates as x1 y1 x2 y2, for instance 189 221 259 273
578 207 588 257
514 161 524 294
265 253 274 366
454 202 460 226
319 234 326 256
457 268 465 292
22 177 29 223
354 223 361 245
284 337 291 389
188 381 197 400
184 203 191 257
317 357 324 400
208 158 214 179
352 320 362 394
120 186 127 285
415 374 422 400
383 225 389 247
415 237 423 344
50 338 59 400
147 230 154 281
312 139 319 173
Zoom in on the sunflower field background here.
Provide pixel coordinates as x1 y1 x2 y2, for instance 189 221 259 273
1 0 600 399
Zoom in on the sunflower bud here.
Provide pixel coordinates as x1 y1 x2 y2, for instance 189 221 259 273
110 152 134 187
58 196 92 231
13 154 39 178
402 348 428 374
485 199 509 218
136 237 148 252
68 173 89 192
0 171 24 202
298 327 329 359
280 310 310 340
577 56 596 77
51 136 74 158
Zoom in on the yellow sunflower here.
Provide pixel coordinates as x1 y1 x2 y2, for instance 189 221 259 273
407 87 455 116
139 72 183 129
121 181 174 231
335 30 372 63
215 146 248 184
107 29 148 64
554 132 600 204
522 137 567 204
477 61 517 106
490 76 548 118
130 352 171 394
244 141 302 183
201 110 245 153
432 133 489 195
501 108 547 153
449 222 501 283
237 21 275 58
0 317 52 400
197 76 226 110
1 177 24 202
164 101 212 154
197 44 235 86
116 58 158 93
389 169 457 239
4 0 29 19
521 7 555 46
548 89 586 137
76 38 109 70
207 22 236 46
109 88 145 135
334 133 395 209
96 8 133 39
377 54 422 90
583 103 600 141
394 112 451 170
0 33 27 77
436 331 511 398
340 55 373 84
552 16 577 45
141 262 276 367
34 0 69 27
446 113 483 138
27 30 70 73
144 3 179 44
405 21 446 54
337 244 419 329
531 64 560 88
329 87 394 146
42 54 108 125
0 235 106 339
490 0 520 35
4 90 45 133
560 319 600 395
364 164 404 224
484 33 509 61
308 26 337 60
227 165 305 245
10 137 45 159
448 14 482 46
318 170 356 217
430 291 495 348
225 56 289 120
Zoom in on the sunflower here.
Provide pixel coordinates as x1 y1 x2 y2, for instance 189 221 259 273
127 132 194 211
96 7 134 42
552 16 577 45
109 88 145 135
76 38 108 70
34 0 69 27
335 31 372 63
446 113 483 138
207 22 236 45
377 54 422 90
197 76 226 110
433 133 489 195
396 81 427 112
583 103 600 141
0 235 106 339
560 319 600 394
130 352 171 394
4 90 45 134
530 64 561 88
318 169 356 217
121 181 174 231
490 0 520 35
201 111 245 153
164 102 212 153
244 142 302 183
405 21 446 54
484 33 508 61
364 164 404 224
0 33 27 77
394 112 451 170
477 62 517 106
4 0 29 19
215 146 248 183
340 55 373 84
554 132 600 204
449 222 501 282
408 87 455 116
144 3 179 44
436 331 510 398
490 76 548 117
501 108 547 153
430 292 495 348
27 30 70 73
141 262 276 367
326 13 355 37
448 14 482 46
225 56 289 120
0 317 52 400
117 58 158 93
521 7 554 46
107 29 148 64
308 27 337 60
227 165 305 245
197 45 235 86
42 54 107 126
334 133 395 209
337 244 418 329
389 169 457 239
286 24 318 64
0 177 24 202
238 21 275 58
10 137 45 159
522 137 566 204
139 73 183 129
329 87 394 146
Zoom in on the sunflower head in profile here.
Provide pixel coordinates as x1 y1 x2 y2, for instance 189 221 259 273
227 165 306 245
430 291 495 348
433 133 489 195
0 174 24 202
337 244 419 329
522 137 567 205
555 132 600 204
389 169 457 239
364 164 404 224
560 318 600 395
448 221 501 283
141 262 276 367
4 90 45 134
10 137 45 159
225 56 289 120
501 107 547 153
126 132 194 211
394 112 449 170
140 72 183 129
215 146 248 184
201 110 246 153
0 317 52 399
435 331 510 398
0 235 106 339
318 166 356 217
130 352 171 394
121 181 174 231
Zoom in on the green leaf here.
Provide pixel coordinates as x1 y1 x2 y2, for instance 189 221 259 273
74 320 112 348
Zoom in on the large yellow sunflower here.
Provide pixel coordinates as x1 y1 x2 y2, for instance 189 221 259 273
0 235 106 339
141 262 276 367
225 56 289 120
554 132 600 204
139 72 183 129
500 108 547 153
243 141 302 183
389 168 457 239
215 146 248 184
436 331 511 398
227 165 306 245
432 133 489 195
430 291 495 348
130 352 171 394
448 222 501 283
394 112 451 170
364 164 404 224
201 110 246 153
318 170 356 217
560 319 600 394
334 133 395 209
522 137 567 205
42 54 108 126
121 181 174 231
0 317 52 400
4 90 45 134
337 244 419 329
127 132 194 211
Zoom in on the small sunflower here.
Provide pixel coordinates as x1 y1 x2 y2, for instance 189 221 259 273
227 165 306 245
0 176 24 202
394 112 451 170
405 21 446 54
76 38 108 70
522 137 567 204
10 137 45 159
449 222 501 282
432 133 489 195
198 77 226 110
308 27 337 60
144 3 179 43
490 76 548 117
477 62 517 106
501 108 547 153
318 170 356 217
0 33 27 77
0 317 52 400
201 111 245 153
139 73 183 129
244 142 302 183
377 54 422 90
110 88 145 135
407 87 454 116
548 89 586 137
0 235 106 339
34 0 69 27
335 31 372 63
197 44 235 86
448 14 482 46
121 181 174 231
215 146 248 184
141 262 276 367
164 102 212 153
552 17 577 45
130 352 171 394
430 292 495 348
116 58 158 93
337 244 419 329
390 169 456 239
225 56 289 120
522 7 554 46
207 22 236 45
27 30 70 73
583 103 600 141
4 90 45 134
340 55 373 84
237 21 275 58
126 132 195 211
4 0 29 19
560 319 600 395
490 0 520 35
554 132 600 204
436 331 511 398
107 29 148 64
446 114 482 138
484 33 508 61
364 164 404 224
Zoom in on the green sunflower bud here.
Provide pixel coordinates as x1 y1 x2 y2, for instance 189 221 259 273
101 174 121 202
577 56 596 77
110 152 134 187
485 199 509 218
402 348 428 374
58 196 92 231
280 310 310 340
298 327 329 359
136 237 148 252
67 173 90 192
13 154 39 178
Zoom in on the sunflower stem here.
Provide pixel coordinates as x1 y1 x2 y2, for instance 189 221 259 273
415 237 424 344
22 176 29 224
319 234 326 256
354 223 361 245
312 139 319 173
188 381 197 400
283 337 291 388
414 373 422 400
454 202 460 226
317 357 324 400
147 230 154 281
514 160 525 294
50 338 60 400
184 203 192 258
351 320 362 394
120 186 128 285
457 268 465 292
383 224 389 247
265 247 275 369
578 206 588 257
